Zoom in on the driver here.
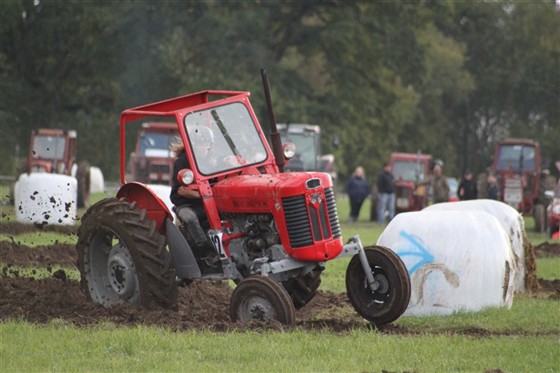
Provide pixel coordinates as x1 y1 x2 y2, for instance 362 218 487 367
170 130 216 264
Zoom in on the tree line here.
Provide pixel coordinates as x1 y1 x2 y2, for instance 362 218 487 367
1 0 559 184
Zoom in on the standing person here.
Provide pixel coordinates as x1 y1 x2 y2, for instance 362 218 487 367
346 166 370 223
458 171 478 200
429 161 450 204
376 162 395 224
487 173 499 200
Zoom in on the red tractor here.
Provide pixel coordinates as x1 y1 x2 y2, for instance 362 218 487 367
390 152 432 214
490 138 547 230
27 128 77 174
23 128 90 207
129 122 178 185
77 71 411 326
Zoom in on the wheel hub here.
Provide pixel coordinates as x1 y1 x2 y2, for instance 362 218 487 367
107 245 138 298
246 297 272 321
374 273 390 294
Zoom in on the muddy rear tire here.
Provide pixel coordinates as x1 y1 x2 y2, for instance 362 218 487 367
77 197 177 309
346 246 411 326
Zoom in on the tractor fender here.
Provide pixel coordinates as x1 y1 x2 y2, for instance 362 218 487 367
165 219 202 279
116 182 173 233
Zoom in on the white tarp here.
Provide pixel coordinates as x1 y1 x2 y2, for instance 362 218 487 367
14 173 77 225
424 199 527 292
377 210 516 316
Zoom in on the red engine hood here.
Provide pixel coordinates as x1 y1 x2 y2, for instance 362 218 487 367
212 172 333 213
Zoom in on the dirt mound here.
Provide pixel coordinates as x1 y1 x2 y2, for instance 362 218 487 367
534 241 560 257
0 221 77 236
0 272 367 332
1 242 77 268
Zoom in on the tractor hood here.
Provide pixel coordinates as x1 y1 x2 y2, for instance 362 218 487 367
212 172 333 214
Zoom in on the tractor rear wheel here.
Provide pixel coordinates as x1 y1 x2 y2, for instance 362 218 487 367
282 268 322 309
230 276 295 326
346 246 411 326
77 197 177 309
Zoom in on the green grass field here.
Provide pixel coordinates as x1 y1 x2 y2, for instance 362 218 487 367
1 188 559 372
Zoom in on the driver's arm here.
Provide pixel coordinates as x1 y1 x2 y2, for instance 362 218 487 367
177 185 201 199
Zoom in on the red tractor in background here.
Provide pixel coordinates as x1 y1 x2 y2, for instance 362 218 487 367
27 128 77 174
21 128 90 207
77 70 411 326
390 152 432 214
490 138 547 231
128 122 178 185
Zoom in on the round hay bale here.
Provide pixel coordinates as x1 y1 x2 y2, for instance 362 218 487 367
378 210 515 316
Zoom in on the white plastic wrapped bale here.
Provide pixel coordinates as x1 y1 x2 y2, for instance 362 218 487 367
424 199 530 293
377 210 516 316
14 173 77 225
89 166 105 193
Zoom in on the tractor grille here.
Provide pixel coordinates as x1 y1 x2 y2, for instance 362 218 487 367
283 194 313 248
325 187 341 239
149 164 170 173
282 187 341 248
396 186 411 198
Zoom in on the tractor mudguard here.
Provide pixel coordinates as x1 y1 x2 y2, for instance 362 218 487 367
116 182 173 233
165 219 202 279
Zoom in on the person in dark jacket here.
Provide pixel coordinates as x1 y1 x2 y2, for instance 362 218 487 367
346 166 370 223
376 162 395 224
458 171 478 200
170 132 217 264
487 173 499 200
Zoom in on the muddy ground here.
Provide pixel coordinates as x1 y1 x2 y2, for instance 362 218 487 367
1 221 559 335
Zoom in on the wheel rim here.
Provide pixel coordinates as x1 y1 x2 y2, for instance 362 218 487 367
87 229 140 306
363 266 391 305
238 295 275 322
107 244 138 298
230 276 296 325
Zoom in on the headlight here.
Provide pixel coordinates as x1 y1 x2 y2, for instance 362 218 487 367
177 169 194 185
552 202 560 215
283 142 296 159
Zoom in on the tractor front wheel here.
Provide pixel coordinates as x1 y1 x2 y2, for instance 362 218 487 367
77 198 177 309
346 246 411 326
230 276 296 326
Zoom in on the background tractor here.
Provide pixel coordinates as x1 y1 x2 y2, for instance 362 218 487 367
490 138 553 232
277 123 337 183
13 128 92 211
128 122 178 185
77 71 411 326
389 152 432 214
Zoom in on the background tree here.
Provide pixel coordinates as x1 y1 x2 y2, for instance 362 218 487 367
1 0 558 184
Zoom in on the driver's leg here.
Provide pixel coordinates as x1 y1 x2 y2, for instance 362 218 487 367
177 205 209 252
